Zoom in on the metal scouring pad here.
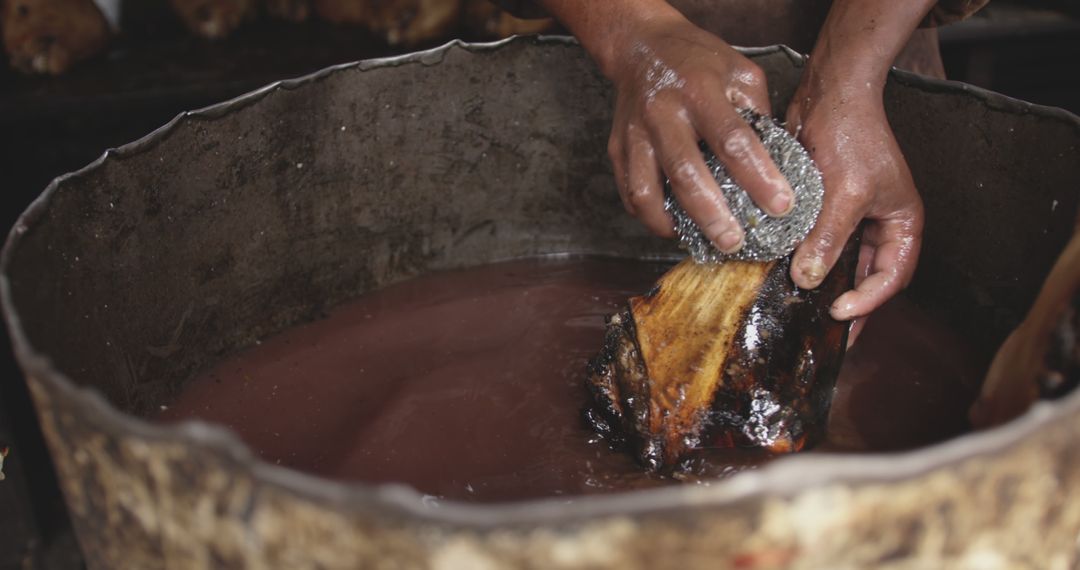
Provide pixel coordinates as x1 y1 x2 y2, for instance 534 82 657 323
664 111 824 264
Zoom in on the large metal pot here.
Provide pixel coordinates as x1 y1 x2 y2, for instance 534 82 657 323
3 38 1080 569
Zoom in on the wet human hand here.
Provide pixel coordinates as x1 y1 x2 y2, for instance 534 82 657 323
786 78 924 345
536 0 931 341
603 13 795 254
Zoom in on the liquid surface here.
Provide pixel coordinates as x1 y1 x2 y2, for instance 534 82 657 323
159 257 982 502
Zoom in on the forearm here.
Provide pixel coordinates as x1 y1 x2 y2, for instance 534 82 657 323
533 0 684 78
806 0 938 94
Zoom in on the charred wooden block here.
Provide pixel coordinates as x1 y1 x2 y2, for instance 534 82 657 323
311 0 369 24
315 0 461 46
265 0 310 21
463 0 554 39
169 0 257 39
587 238 858 470
370 0 461 46
0 0 109 74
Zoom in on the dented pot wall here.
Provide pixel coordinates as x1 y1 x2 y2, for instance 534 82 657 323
3 38 1080 569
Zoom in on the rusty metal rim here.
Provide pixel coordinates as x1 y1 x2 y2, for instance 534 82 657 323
2 36 1079 529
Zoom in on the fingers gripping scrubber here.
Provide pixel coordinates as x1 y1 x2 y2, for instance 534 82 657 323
664 112 824 263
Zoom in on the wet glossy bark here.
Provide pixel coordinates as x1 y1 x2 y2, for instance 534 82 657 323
588 237 857 469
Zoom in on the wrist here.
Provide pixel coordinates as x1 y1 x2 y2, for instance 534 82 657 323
789 65 887 133
801 0 937 101
804 37 890 97
798 46 888 113
538 0 686 79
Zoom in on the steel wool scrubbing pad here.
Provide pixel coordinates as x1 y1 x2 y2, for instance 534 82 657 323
664 112 824 263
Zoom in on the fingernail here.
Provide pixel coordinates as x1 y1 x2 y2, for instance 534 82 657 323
831 300 855 320
715 229 744 254
799 258 827 286
769 191 794 217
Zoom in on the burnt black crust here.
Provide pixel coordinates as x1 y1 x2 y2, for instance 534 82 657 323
586 233 860 471
703 233 860 452
584 308 665 468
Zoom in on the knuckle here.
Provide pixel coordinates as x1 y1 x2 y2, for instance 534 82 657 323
719 127 755 161
732 65 770 107
681 68 710 88
683 83 710 108
812 227 842 254
728 61 767 93
838 190 864 206
883 160 904 180
640 98 675 127
626 186 652 209
831 184 867 206
742 64 767 88
681 71 715 101
666 158 699 187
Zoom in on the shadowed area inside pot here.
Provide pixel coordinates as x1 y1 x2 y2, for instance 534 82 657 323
157 256 982 503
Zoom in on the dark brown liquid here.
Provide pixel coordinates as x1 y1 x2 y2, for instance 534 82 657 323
159 257 982 502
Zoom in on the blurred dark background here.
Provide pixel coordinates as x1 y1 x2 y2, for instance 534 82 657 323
0 1 1078 568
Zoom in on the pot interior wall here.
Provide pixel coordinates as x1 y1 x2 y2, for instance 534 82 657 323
4 40 1079 422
